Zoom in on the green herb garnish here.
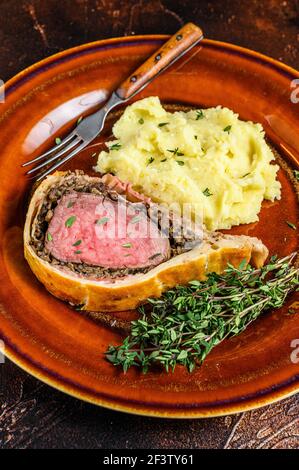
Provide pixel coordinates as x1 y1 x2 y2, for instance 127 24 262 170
55 137 62 145
196 110 204 120
74 250 82 255
106 254 299 373
122 243 132 248
47 233 53 242
67 201 74 208
96 217 109 225
138 118 144 125
203 187 213 197
146 157 155 165
194 135 198 140
158 122 169 127
109 143 121 151
176 160 185 166
286 221 296 230
77 116 83 125
160 158 167 162
65 216 76 228
223 125 232 133
293 170 299 181
73 239 82 246
167 147 184 157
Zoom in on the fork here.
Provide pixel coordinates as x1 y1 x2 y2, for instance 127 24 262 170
22 23 203 181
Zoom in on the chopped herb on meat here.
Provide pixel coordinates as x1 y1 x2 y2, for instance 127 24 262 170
65 215 76 228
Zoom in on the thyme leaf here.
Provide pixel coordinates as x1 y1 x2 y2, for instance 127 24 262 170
286 221 296 230
65 216 76 228
109 143 121 151
146 157 155 166
203 187 213 197
196 110 204 120
167 147 184 157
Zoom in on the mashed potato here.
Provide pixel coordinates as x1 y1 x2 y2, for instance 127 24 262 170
96 97 281 230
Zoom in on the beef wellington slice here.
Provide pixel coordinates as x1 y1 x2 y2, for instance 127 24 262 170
24 171 268 311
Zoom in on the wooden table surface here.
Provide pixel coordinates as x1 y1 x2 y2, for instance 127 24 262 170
0 0 298 449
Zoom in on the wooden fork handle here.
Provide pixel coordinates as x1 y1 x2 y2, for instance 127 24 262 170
116 23 203 100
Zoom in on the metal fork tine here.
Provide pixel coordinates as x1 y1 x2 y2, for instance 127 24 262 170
26 137 81 175
35 141 88 182
22 132 76 167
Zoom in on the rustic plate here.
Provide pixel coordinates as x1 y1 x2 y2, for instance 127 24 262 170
0 36 298 418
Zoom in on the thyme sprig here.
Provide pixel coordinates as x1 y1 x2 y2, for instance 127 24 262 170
106 254 298 373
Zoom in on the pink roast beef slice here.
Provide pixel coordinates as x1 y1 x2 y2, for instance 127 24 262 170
45 191 170 269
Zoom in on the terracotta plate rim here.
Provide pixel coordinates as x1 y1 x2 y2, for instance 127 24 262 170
2 338 299 418
1 35 299 418
4 35 299 97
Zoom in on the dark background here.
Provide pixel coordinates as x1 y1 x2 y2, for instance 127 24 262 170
0 0 298 449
